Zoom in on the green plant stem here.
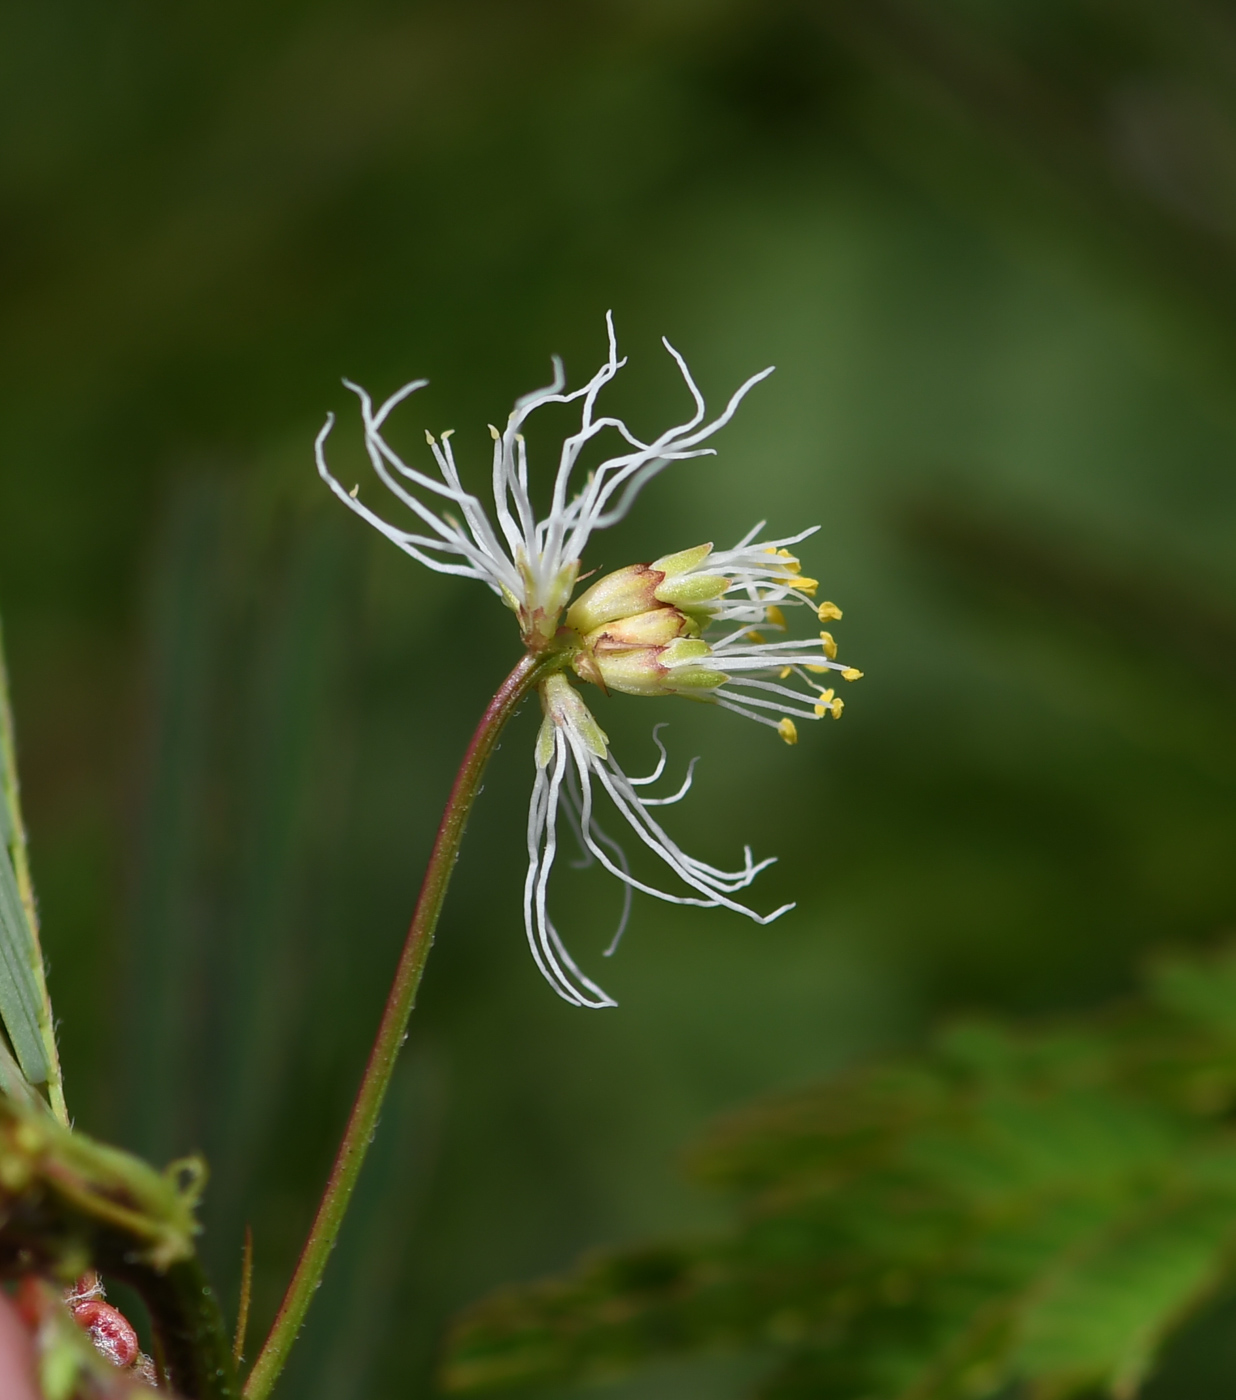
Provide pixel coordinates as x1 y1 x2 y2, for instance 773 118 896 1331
243 650 553 1400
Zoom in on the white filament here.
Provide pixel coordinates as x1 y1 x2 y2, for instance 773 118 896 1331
316 315 774 622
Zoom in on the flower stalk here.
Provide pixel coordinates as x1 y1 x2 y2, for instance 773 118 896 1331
243 650 561 1400
249 317 861 1390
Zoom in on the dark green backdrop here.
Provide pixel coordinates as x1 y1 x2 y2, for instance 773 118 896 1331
3 2 1236 1394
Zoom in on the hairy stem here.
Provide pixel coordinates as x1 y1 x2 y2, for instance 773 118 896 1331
243 650 552 1399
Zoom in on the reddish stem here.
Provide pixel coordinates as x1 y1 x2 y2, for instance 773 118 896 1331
244 651 550 1399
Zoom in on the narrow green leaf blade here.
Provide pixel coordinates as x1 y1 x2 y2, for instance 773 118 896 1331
0 612 58 1098
0 843 47 1083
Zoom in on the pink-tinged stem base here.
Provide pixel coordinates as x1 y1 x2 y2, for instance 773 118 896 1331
244 651 550 1400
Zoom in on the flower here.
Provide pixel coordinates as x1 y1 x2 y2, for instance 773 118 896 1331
316 315 859 1007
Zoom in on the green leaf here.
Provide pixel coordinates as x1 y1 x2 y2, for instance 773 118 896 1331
0 839 48 1084
0 610 62 1111
441 948 1236 1400
1015 1194 1236 1397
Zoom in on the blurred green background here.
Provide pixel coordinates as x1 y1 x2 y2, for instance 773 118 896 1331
4 1 1236 1394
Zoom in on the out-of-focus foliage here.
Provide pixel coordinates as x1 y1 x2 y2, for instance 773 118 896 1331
0 1087 233 1398
5 0 1236 1396
444 946 1236 1399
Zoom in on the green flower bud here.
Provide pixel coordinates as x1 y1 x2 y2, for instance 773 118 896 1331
585 606 700 652
574 634 725 698
564 543 730 636
565 564 664 634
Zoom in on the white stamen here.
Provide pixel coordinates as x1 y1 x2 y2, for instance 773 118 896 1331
317 318 855 1009
316 316 774 636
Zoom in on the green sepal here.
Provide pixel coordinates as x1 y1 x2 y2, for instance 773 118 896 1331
663 638 711 662
535 715 556 769
654 573 730 606
651 543 713 576
666 668 726 691
541 674 609 760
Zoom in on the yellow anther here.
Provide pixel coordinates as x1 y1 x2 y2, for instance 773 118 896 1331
777 717 799 745
818 688 835 704
819 631 838 659
348 484 360 499
813 701 828 717
830 697 845 719
441 429 454 440
774 548 801 573
818 600 843 622
805 664 829 673
488 424 501 440
841 668 863 682
746 630 767 645
766 605 787 629
425 429 436 445
779 666 792 679
515 432 525 443
795 577 819 597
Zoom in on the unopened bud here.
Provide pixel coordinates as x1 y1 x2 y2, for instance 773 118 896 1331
585 607 699 652
565 543 731 634
574 635 724 698
566 563 664 633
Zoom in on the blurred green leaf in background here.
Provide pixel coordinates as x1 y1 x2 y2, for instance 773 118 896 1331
5 0 1236 1395
443 946 1236 1399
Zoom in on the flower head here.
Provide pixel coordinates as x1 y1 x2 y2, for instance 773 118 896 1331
317 316 859 1007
